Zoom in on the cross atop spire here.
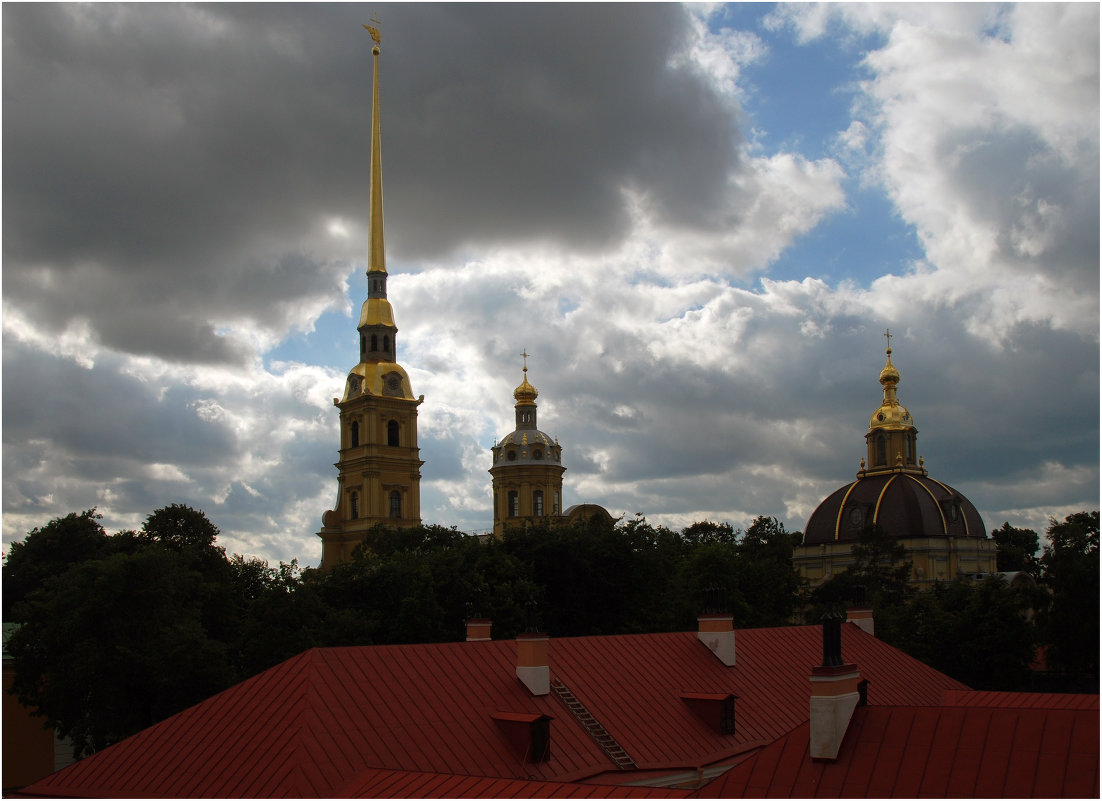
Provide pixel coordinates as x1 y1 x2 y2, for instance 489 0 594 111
884 328 893 354
521 348 530 373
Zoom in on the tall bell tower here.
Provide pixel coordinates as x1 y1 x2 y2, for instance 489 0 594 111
317 24 423 569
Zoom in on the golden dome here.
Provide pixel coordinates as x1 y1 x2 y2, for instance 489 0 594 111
879 347 901 386
358 297 396 328
869 344 915 431
514 366 538 406
341 361 416 402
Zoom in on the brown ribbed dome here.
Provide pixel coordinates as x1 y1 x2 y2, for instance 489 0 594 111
802 472 986 545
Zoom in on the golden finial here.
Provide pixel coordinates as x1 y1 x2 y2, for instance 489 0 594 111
514 349 538 405
884 327 893 356
363 16 382 45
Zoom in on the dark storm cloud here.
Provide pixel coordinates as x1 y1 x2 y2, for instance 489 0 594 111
2 339 236 465
3 3 740 364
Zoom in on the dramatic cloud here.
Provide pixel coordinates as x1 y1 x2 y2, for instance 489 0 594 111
3 3 1097 564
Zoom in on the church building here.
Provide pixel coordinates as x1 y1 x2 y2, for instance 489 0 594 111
793 333 996 586
316 31 423 569
489 355 566 537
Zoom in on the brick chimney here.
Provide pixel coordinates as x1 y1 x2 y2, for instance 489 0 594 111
697 613 736 666
809 613 862 760
516 632 549 695
696 586 735 666
845 586 874 636
465 618 492 642
846 606 874 637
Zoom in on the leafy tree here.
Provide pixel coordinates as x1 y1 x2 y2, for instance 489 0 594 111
5 505 252 758
676 541 753 628
673 517 804 629
319 525 540 644
8 545 234 758
226 556 325 678
1038 511 1099 683
498 514 694 636
3 509 108 617
142 503 222 551
884 577 1036 690
736 516 804 625
681 520 736 546
992 522 1041 576
848 524 912 606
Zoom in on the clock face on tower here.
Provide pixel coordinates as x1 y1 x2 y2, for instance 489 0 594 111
383 372 403 397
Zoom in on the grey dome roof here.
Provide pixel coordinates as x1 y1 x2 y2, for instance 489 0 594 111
491 429 561 465
803 472 986 546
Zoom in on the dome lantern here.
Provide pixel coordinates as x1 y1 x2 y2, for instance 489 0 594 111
865 330 920 474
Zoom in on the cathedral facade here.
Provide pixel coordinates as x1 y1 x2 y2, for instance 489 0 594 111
792 335 996 587
316 34 423 569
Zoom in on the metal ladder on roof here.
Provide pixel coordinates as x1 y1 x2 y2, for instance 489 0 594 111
550 679 637 770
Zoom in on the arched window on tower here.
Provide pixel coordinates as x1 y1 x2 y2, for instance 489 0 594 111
904 434 912 462
389 490 401 519
533 490 544 517
383 335 391 353
350 421 359 448
387 420 400 447
554 491 560 514
350 492 359 520
508 491 519 518
876 435 887 467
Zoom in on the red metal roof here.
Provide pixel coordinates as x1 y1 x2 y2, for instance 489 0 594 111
335 767 691 798
943 689 1100 709
21 623 966 798
701 703 1100 798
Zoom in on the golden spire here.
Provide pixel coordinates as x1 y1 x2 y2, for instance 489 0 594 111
365 18 385 275
514 348 539 406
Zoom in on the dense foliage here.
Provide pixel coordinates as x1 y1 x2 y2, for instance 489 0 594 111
5 505 1097 759
3 507 802 757
809 512 1100 693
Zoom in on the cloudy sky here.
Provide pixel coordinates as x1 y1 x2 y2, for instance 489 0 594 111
3 3 1098 566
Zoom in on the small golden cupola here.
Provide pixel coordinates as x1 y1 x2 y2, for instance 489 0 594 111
513 363 539 421
489 351 565 538
863 330 922 475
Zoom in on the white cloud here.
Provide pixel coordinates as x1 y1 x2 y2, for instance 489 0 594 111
3 4 1096 566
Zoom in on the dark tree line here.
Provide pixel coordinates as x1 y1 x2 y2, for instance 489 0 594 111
6 505 1097 760
3 507 801 758
806 513 1099 693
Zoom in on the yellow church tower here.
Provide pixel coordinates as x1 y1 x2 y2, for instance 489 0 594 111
317 27 423 569
489 354 566 538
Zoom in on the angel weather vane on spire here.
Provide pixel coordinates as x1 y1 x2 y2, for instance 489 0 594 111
363 15 381 45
